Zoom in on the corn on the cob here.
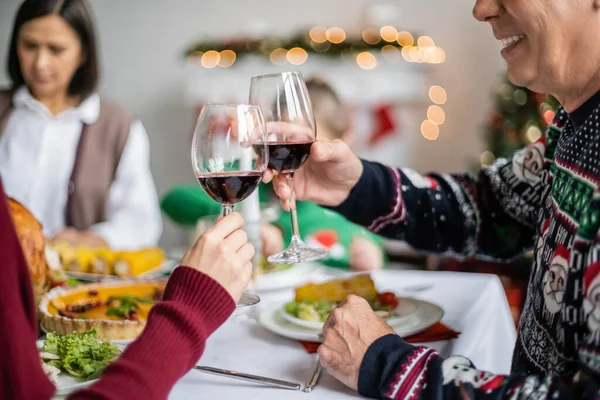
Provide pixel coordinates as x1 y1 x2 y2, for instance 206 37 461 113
65 247 95 273
113 247 165 277
90 248 116 275
294 274 378 303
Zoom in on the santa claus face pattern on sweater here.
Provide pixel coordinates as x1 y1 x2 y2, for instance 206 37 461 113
511 106 600 380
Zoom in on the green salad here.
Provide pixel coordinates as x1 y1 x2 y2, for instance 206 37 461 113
285 297 395 322
40 328 119 381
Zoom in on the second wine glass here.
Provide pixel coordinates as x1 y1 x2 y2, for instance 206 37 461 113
249 71 328 264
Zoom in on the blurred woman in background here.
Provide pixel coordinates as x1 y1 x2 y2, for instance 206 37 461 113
0 0 162 250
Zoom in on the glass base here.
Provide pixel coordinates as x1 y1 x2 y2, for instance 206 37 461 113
267 242 329 264
236 292 260 307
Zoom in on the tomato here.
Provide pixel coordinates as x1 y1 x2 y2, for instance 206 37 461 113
51 280 66 288
378 292 399 309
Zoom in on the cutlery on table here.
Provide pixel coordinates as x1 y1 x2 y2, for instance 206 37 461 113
303 354 322 393
194 366 300 390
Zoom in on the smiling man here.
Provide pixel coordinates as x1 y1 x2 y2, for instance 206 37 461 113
265 0 600 397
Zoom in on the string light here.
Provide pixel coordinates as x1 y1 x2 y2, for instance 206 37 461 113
408 46 420 62
543 109 556 125
326 27 346 44
429 86 447 105
526 125 542 142
417 47 427 63
187 27 445 68
380 26 398 42
218 50 236 67
356 52 377 70
309 27 327 43
514 89 527 105
417 36 435 47
269 48 287 65
421 120 439 140
401 46 412 61
201 50 220 68
480 151 496 166
433 47 446 64
286 47 308 65
427 105 446 125
396 31 414 47
362 28 380 45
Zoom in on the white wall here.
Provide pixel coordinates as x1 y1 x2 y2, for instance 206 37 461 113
0 0 505 249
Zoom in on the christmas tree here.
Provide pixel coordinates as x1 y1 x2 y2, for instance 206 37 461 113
481 76 559 166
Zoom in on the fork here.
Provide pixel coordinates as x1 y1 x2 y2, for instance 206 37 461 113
303 355 322 393
304 333 324 392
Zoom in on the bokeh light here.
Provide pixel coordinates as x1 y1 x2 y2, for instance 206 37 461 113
357 52 377 70
309 27 327 43
380 26 398 42
269 48 288 65
421 120 440 140
396 31 414 47
218 50 236 68
362 28 380 45
286 47 308 65
201 50 220 68
427 105 446 125
429 86 447 104
326 27 346 44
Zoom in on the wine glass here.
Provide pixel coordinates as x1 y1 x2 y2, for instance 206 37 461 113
191 103 268 307
249 71 328 264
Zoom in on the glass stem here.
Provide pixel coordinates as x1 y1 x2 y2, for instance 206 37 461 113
222 204 234 217
285 173 302 244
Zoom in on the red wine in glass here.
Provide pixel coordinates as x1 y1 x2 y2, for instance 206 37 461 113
253 141 313 174
191 103 268 307
197 172 263 204
250 71 327 264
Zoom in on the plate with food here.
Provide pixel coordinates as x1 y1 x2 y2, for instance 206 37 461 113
282 292 418 331
46 243 174 283
38 328 120 396
39 279 166 341
253 257 320 292
259 274 444 342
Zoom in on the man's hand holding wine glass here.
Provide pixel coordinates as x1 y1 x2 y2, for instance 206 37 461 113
264 138 363 210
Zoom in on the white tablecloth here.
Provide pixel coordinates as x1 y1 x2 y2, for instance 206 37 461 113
169 269 517 399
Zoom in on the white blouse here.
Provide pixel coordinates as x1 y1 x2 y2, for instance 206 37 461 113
0 87 162 250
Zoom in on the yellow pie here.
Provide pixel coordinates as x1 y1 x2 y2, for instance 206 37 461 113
39 280 166 340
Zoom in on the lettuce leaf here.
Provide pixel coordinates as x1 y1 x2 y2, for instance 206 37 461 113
41 328 119 381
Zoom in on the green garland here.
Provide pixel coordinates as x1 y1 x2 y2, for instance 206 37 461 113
183 29 425 60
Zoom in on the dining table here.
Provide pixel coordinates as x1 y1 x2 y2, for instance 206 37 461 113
168 266 517 399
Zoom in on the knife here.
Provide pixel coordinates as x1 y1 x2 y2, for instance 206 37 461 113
194 366 301 390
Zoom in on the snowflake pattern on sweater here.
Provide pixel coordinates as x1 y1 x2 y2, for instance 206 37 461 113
333 95 600 398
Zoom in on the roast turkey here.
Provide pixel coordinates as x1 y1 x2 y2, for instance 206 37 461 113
7 197 49 300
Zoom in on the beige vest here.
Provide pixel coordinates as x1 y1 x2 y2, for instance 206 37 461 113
0 89 132 231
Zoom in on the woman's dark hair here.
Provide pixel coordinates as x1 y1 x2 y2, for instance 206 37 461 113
7 0 99 99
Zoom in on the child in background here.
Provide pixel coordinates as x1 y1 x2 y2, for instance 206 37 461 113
161 77 384 271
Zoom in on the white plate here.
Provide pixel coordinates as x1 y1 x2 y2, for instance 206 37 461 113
259 299 444 342
280 296 419 330
65 259 177 283
254 262 321 292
